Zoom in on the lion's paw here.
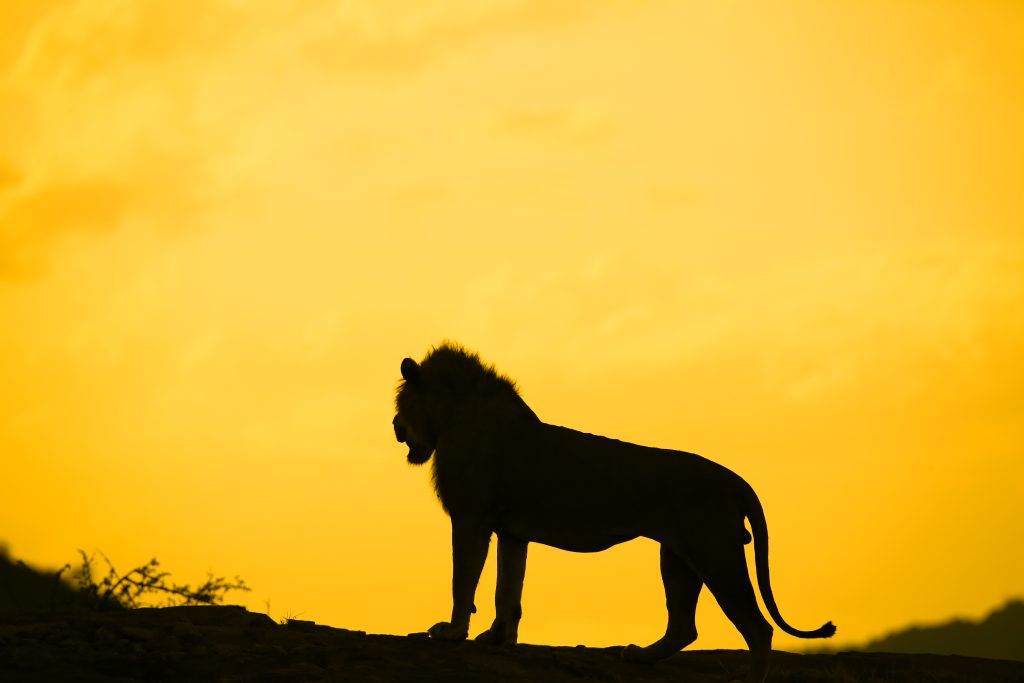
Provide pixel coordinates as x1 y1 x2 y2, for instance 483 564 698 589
474 621 517 646
474 628 503 645
621 643 659 664
427 621 468 641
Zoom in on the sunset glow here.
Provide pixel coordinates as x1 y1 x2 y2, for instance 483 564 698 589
2 2 1022 650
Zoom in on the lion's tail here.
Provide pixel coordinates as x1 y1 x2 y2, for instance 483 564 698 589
744 483 837 639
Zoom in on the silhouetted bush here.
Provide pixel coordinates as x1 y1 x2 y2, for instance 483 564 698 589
0 546 248 615
71 549 249 610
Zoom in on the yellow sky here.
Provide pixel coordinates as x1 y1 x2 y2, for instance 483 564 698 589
2 1 1022 650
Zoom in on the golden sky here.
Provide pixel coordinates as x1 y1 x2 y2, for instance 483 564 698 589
2 1 1022 650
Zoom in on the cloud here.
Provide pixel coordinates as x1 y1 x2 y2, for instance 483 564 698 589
6 0 636 102
0 161 21 191
644 183 706 210
0 0 643 281
0 180 128 275
0 1 247 280
5 180 129 230
299 0 642 77
390 183 453 206
9 1 240 84
0 159 212 279
491 106 616 146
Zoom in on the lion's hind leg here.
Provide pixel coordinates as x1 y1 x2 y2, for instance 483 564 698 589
622 545 701 664
698 543 773 683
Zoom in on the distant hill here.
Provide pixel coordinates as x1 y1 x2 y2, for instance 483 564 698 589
858 599 1024 662
0 547 98 615
804 599 1024 662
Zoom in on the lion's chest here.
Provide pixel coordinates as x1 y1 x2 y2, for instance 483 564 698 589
431 447 502 516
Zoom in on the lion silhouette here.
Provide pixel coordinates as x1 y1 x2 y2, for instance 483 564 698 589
393 342 835 683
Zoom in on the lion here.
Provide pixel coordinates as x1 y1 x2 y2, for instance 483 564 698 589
393 342 835 683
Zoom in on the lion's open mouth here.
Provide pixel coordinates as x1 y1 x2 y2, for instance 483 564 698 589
395 415 432 464
406 445 432 465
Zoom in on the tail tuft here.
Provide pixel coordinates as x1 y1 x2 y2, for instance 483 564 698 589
784 620 837 639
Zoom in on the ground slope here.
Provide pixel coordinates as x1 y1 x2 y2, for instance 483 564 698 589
1 606 1021 682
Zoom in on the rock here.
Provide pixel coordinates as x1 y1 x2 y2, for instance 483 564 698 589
118 626 159 642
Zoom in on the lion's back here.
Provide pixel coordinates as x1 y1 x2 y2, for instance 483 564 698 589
501 422 742 506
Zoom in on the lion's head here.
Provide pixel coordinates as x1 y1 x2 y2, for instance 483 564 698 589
394 357 436 465
393 342 537 466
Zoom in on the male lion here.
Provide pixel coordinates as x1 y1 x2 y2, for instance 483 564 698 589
393 343 835 683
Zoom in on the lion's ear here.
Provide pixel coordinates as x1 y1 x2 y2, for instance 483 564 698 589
401 357 420 382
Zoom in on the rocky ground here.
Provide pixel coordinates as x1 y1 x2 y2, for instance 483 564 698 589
1 605 1021 682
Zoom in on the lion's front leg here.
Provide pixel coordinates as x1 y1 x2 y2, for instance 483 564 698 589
475 534 527 646
429 519 491 641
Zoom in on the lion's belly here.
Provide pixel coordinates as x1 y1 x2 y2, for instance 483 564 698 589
534 533 637 553
495 496 657 552
498 515 639 553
